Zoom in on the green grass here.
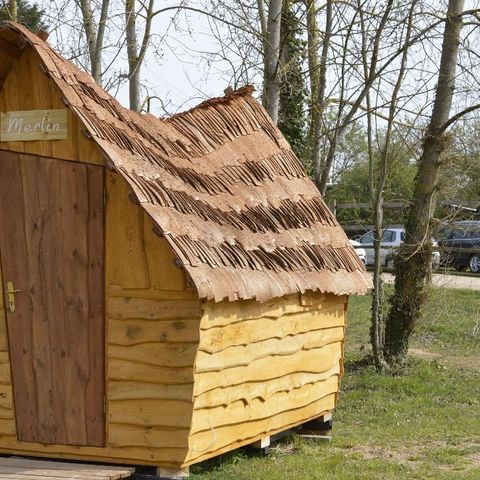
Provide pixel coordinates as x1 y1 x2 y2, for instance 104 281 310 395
190 287 480 479
346 286 480 358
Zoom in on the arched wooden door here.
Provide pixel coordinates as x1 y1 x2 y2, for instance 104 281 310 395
0 150 105 447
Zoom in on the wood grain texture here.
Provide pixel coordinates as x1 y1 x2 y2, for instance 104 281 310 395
187 394 336 465
0 457 134 479
185 292 347 465
193 364 341 410
0 438 189 468
109 318 200 345
108 298 201 320
0 48 103 165
200 304 344 353
1 109 68 142
0 48 200 467
107 359 194 385
201 293 347 328
105 172 150 289
0 151 105 446
194 342 343 396
108 381 193 402
195 327 344 371
190 377 339 435
109 399 193 429
0 43 349 470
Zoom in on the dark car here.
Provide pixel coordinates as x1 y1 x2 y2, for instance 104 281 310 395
437 221 480 273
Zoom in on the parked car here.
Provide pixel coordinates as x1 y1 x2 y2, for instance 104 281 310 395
436 221 480 273
357 227 440 268
349 239 367 266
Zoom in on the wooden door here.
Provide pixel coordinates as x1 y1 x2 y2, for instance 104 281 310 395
0 151 105 447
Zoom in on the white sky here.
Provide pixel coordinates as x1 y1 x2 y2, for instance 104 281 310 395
35 0 480 123
38 0 259 115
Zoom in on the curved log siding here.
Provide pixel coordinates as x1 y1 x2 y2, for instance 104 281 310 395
188 393 336 465
109 318 200 346
186 292 347 465
190 377 339 435
103 169 199 462
194 364 341 410
195 328 344 371
193 342 342 396
108 381 194 402
201 293 347 327
200 305 344 353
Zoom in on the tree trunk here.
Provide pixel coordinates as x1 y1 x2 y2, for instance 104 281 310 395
125 0 140 111
77 0 99 84
262 0 283 123
8 0 16 21
315 0 393 194
368 0 415 372
306 0 319 159
77 0 110 85
125 0 154 112
384 0 464 367
312 0 332 189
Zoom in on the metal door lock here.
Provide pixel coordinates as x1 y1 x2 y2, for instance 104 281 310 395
6 282 20 312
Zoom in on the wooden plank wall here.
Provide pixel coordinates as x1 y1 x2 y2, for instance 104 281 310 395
185 292 347 465
0 47 202 468
0 46 348 470
0 48 101 165
104 172 201 467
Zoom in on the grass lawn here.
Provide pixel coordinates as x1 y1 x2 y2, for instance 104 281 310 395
190 287 480 479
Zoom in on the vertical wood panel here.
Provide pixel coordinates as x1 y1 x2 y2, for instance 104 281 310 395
0 49 103 166
85 165 106 446
0 44 199 467
106 172 150 288
0 151 37 440
0 151 105 446
0 54 24 154
143 217 185 291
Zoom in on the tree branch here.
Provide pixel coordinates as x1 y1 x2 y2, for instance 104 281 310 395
439 104 480 132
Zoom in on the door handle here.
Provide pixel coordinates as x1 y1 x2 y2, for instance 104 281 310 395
6 282 20 313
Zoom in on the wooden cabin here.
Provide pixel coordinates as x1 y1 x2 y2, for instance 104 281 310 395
0 22 371 476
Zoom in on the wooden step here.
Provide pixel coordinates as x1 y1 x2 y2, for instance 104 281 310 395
0 457 134 479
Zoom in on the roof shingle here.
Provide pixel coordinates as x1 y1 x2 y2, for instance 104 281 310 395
0 22 372 302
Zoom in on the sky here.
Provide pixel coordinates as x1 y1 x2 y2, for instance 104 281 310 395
34 0 480 125
37 0 259 116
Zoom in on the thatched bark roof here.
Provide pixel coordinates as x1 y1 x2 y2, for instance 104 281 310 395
0 22 371 302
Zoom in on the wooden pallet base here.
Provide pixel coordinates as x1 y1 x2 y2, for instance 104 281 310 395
155 467 189 479
0 456 134 479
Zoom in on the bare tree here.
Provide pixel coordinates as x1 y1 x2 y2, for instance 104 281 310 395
8 0 16 21
310 0 332 186
76 0 110 85
365 0 416 371
259 0 283 122
384 0 477 367
125 0 154 111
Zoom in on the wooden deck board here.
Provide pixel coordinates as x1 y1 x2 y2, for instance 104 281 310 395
0 458 134 479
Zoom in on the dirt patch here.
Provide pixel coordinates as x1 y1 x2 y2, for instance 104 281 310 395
409 347 480 370
345 444 417 465
347 344 480 371
341 441 480 471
